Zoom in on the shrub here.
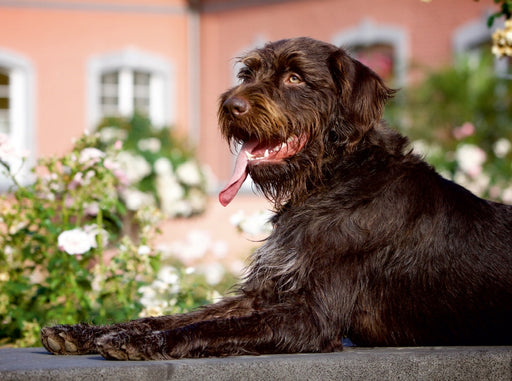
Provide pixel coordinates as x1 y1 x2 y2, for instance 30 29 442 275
0 133 164 346
0 127 230 347
95 114 209 218
386 54 512 201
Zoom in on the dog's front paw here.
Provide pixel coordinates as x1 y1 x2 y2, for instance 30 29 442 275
41 324 100 355
96 331 169 361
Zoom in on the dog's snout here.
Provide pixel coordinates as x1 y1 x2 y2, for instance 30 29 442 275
223 96 250 117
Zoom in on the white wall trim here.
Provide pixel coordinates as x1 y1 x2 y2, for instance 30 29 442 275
0 47 36 187
188 6 201 145
230 35 267 86
0 0 186 14
332 18 409 86
453 14 510 78
452 13 498 55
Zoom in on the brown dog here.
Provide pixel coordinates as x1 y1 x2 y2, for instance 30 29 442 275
41 37 512 360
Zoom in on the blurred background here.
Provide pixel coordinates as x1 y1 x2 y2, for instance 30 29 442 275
1 0 512 347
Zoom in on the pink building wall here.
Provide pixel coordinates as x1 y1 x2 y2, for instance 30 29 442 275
0 0 495 187
0 0 191 158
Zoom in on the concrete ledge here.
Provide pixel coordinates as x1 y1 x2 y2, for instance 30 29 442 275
1 346 511 380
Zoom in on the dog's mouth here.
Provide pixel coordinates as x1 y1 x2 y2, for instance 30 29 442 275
219 135 307 206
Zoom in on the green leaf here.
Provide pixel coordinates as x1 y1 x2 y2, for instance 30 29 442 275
487 14 497 27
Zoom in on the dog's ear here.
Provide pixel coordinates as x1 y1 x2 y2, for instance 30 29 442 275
328 49 395 135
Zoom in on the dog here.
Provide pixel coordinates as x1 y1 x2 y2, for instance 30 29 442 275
41 37 512 360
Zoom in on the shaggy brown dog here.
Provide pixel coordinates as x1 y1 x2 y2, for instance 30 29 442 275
41 37 512 360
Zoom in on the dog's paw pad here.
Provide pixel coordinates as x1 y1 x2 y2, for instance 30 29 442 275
64 339 78 353
45 335 62 353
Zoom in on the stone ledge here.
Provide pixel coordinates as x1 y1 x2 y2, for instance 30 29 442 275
1 346 511 380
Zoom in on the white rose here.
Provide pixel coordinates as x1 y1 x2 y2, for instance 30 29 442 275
200 263 225 286
154 157 173 175
137 245 151 255
455 144 486 178
137 138 161 153
79 148 105 167
176 161 202 186
493 138 511 158
116 151 152 183
121 188 156 211
157 266 179 286
58 228 94 255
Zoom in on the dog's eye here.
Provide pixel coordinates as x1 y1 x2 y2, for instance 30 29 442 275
239 75 252 84
285 73 303 85
238 68 254 83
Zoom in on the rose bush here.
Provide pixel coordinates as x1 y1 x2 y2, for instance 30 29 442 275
385 53 512 202
95 114 210 218
0 133 165 347
143 228 239 319
0 128 231 348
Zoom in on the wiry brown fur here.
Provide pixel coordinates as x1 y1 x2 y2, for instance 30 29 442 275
41 37 512 360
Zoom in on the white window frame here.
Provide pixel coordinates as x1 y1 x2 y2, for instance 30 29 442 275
87 47 174 130
0 48 35 188
231 35 268 86
453 15 510 79
332 19 409 87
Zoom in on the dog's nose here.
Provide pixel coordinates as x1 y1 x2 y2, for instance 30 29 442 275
223 96 250 117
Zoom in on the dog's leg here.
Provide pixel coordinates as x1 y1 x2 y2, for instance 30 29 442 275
41 296 254 355
95 304 341 360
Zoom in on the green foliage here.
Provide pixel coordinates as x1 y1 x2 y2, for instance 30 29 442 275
484 0 512 27
0 128 232 348
0 134 163 347
138 258 237 318
95 114 209 218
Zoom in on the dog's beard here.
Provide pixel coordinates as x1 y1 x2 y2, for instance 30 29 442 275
248 144 324 208
247 161 298 205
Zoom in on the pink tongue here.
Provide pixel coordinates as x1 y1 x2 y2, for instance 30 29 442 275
219 141 259 207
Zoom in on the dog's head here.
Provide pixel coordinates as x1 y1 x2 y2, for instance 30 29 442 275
218 37 395 207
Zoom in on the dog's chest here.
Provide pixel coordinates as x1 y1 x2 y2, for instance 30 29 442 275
248 236 306 293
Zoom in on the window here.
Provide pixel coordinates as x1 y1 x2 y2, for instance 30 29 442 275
0 48 35 188
133 71 151 114
98 69 153 119
100 71 119 116
332 19 408 86
0 68 9 134
88 48 174 129
350 43 396 82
